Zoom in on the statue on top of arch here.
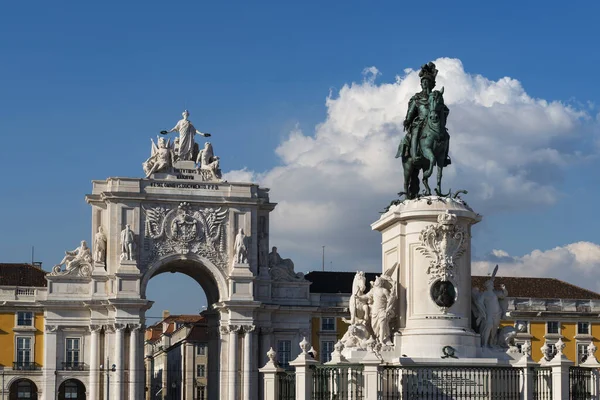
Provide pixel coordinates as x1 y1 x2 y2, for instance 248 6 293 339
143 110 222 181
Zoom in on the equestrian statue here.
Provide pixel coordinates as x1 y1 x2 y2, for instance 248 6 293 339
396 62 451 199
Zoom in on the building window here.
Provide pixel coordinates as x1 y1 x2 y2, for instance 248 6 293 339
16 379 35 399
321 341 335 363
17 312 33 327
196 364 206 378
16 337 32 364
578 322 590 335
64 381 79 399
547 321 559 335
277 340 292 368
196 343 207 356
515 320 528 333
197 386 206 400
66 338 80 366
321 317 335 331
578 343 589 364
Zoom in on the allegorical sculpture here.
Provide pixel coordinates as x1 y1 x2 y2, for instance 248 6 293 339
143 137 175 177
162 110 212 161
471 265 509 348
396 62 451 199
233 228 249 265
94 226 107 264
196 142 222 181
268 246 304 281
340 264 398 349
120 224 135 261
51 240 93 277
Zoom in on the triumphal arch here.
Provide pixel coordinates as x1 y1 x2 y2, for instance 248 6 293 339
42 111 311 400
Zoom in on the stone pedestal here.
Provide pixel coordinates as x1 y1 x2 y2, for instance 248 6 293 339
372 196 481 359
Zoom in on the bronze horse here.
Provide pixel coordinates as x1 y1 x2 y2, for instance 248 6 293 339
401 88 451 199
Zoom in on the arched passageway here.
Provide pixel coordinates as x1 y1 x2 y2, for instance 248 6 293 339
58 379 86 400
9 379 38 400
143 257 224 400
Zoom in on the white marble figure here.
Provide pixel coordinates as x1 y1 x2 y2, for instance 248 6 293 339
268 246 304 281
471 265 508 347
120 224 135 261
233 228 248 264
196 142 222 180
94 226 107 263
342 271 370 326
365 275 397 345
143 137 175 177
52 240 93 276
167 110 211 161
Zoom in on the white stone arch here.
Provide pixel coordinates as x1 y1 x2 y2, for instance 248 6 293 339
140 252 229 305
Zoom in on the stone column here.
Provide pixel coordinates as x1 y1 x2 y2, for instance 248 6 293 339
42 325 58 400
114 324 126 400
129 324 140 400
89 325 103 400
228 325 240 400
242 325 255 400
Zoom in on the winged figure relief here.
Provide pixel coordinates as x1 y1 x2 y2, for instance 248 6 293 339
194 207 228 252
144 206 169 239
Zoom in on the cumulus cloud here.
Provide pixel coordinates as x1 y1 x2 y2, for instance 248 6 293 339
473 242 600 293
227 57 596 272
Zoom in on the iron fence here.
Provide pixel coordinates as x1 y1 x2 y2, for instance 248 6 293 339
277 370 296 400
569 366 594 400
532 367 552 400
378 365 522 400
311 364 364 400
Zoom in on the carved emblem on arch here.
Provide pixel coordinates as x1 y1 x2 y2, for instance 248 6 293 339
142 202 229 271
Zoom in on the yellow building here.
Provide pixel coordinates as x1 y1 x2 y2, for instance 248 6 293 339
0 263 47 400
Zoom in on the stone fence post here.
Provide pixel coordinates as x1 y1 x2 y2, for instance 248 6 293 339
580 342 600 398
289 338 319 400
546 339 574 400
259 348 283 400
361 349 382 400
514 341 538 400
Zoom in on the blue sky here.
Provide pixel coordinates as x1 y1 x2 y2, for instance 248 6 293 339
1 1 600 317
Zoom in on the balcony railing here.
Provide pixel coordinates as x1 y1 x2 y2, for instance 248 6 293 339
62 362 87 371
13 362 39 371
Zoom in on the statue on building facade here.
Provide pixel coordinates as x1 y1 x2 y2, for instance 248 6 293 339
395 62 451 199
51 240 93 277
196 142 222 181
268 246 304 281
120 224 135 261
471 265 509 347
143 137 175 177
94 226 107 263
233 228 248 264
162 110 211 161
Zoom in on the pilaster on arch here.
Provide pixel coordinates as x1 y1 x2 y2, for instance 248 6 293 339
140 253 229 303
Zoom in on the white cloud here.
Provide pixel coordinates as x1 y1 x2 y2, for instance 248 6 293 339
473 242 600 293
226 57 596 272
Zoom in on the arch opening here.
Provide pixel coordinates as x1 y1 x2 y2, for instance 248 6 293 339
9 379 38 400
141 254 228 306
58 379 85 400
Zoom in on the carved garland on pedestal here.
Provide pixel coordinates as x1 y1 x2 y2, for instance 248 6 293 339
417 211 467 312
143 202 229 271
